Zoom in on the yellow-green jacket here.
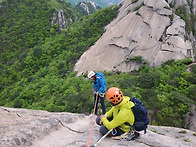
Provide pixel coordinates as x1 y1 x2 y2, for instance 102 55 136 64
101 96 135 132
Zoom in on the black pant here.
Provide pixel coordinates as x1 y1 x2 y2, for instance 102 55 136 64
96 117 124 136
94 93 106 115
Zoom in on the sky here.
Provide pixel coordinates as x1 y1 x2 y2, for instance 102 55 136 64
65 0 123 8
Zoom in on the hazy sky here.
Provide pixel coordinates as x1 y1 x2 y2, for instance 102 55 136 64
65 0 123 7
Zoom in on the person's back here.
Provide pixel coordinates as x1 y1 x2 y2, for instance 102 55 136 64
93 72 107 93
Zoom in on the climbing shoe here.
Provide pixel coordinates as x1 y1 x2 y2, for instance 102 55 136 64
110 132 128 140
110 129 140 141
126 130 140 141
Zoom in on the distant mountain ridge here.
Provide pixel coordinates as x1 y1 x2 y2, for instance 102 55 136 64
75 1 101 16
74 0 196 74
65 0 123 8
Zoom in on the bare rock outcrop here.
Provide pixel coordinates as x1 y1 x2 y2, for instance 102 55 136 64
79 1 100 14
51 10 67 30
74 0 195 75
1 106 196 147
184 105 196 132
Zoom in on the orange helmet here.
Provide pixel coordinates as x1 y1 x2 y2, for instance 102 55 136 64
106 87 123 106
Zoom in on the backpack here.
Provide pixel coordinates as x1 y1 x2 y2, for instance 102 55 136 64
125 97 149 134
95 72 107 88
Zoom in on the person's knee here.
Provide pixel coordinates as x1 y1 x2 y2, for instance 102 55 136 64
99 125 108 135
96 117 101 125
99 126 117 136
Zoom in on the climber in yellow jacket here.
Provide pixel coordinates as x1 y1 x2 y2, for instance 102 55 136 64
96 87 140 139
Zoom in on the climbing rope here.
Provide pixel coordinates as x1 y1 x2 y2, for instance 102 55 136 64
86 94 98 147
91 129 113 147
97 103 102 115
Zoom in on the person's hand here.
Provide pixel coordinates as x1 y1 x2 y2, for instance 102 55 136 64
92 89 98 95
99 115 106 125
99 120 103 125
100 115 107 120
100 115 106 119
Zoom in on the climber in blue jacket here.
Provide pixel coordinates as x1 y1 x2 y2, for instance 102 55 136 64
88 71 107 115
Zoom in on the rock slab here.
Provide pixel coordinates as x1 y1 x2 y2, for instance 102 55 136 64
1 106 196 147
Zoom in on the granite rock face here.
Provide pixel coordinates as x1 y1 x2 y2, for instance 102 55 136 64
74 0 195 75
79 1 101 14
1 106 196 147
184 105 196 133
51 10 67 30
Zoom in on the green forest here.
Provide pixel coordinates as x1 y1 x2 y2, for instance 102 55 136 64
0 0 196 130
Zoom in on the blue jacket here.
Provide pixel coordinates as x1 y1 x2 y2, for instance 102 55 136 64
93 73 107 93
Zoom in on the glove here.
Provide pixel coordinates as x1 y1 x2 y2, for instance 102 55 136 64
99 93 105 97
